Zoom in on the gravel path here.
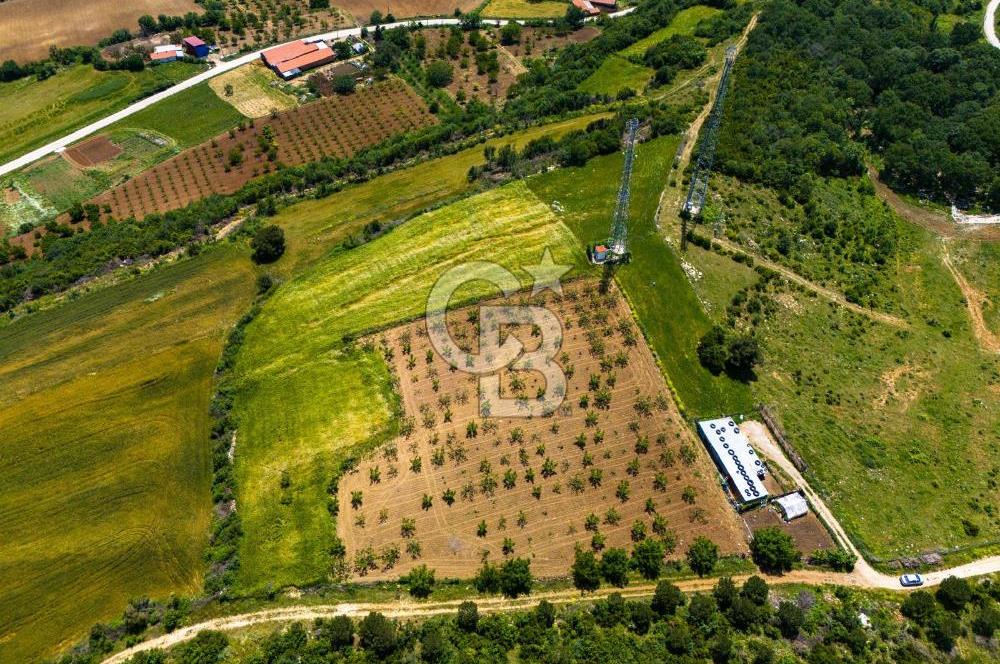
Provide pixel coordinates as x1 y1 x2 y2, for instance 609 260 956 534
986 0 999 49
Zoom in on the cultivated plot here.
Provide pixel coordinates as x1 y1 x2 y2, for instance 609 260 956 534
95 79 434 220
230 182 586 592
339 280 748 580
0 246 256 662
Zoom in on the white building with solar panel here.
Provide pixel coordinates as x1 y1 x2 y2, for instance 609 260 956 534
697 416 769 510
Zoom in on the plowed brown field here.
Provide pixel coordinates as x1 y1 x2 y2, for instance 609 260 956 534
0 0 201 63
338 280 747 581
94 79 435 220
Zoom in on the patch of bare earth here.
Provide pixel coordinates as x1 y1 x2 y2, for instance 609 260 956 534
63 135 122 168
338 280 747 581
873 363 927 411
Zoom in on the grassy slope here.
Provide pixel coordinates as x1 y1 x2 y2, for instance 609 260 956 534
0 62 204 165
682 174 1000 560
231 182 587 592
109 83 247 149
269 112 610 276
620 5 721 57
527 135 754 418
0 245 256 662
578 5 718 96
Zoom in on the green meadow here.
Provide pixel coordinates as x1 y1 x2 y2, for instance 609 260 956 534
230 182 587 592
527 135 754 417
0 245 256 662
679 173 1000 561
0 62 204 165
108 83 247 149
579 5 720 97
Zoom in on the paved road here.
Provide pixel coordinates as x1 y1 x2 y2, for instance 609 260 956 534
986 0 1000 48
0 10 635 179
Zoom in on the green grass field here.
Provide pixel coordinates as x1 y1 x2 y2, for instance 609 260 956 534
578 54 655 97
0 62 204 165
680 173 1000 561
0 246 256 662
579 5 720 97
482 0 567 18
109 83 247 150
620 5 721 58
527 135 754 418
270 112 609 276
230 182 587 592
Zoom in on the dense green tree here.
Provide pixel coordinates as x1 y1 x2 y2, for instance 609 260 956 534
631 538 664 580
474 562 501 594
651 580 685 617
697 326 729 374
600 548 630 587
936 576 972 612
251 224 285 264
175 630 228 664
776 600 804 639
750 527 799 573
359 612 397 657
316 615 353 650
457 601 479 632
426 61 454 88
499 557 533 598
572 549 602 591
713 577 737 611
686 536 719 577
407 564 436 598
901 590 937 626
741 575 769 605
332 74 356 94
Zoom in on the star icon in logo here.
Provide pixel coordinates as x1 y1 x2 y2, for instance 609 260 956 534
524 248 571 297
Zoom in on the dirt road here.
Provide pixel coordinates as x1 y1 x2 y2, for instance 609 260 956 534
705 234 909 329
99 420 1000 663
941 244 1000 354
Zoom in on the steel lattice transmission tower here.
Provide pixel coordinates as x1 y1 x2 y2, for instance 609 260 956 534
683 46 738 219
597 117 640 265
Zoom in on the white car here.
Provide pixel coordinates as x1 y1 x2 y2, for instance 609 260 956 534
899 573 924 587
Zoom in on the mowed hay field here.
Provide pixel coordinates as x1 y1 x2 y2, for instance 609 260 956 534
230 181 587 592
340 281 747 581
0 0 201 63
0 62 204 165
209 63 300 118
0 246 256 662
96 79 434 220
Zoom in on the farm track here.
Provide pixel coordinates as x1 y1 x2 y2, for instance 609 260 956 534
940 244 1000 354
0 9 635 179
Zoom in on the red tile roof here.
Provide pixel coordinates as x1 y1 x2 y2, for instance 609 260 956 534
150 50 180 61
572 0 600 15
183 36 206 47
263 40 336 76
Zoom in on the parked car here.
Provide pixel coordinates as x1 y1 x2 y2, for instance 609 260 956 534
899 573 924 587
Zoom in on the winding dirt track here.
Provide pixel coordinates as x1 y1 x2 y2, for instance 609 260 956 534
941 245 1000 354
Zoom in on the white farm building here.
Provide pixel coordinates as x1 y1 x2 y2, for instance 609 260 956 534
697 416 769 509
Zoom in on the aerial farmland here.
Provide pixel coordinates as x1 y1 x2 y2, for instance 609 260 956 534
2 0 1000 662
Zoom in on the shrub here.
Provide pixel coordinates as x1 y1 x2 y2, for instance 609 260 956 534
251 224 285 264
632 538 664 580
651 580 685 617
406 564 435 598
936 576 972 613
457 601 479 632
474 562 501 594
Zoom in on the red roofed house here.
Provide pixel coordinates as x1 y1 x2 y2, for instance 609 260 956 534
572 0 600 15
590 0 617 9
182 36 209 58
262 39 337 79
150 45 183 64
